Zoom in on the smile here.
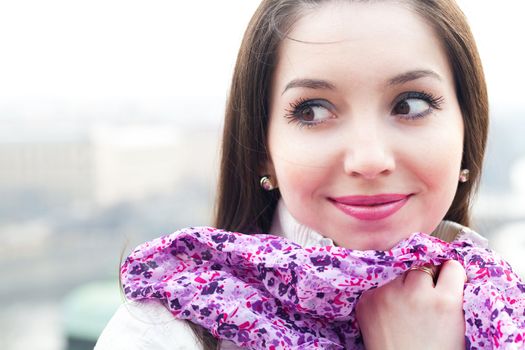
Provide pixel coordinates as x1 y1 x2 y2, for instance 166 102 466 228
329 194 411 221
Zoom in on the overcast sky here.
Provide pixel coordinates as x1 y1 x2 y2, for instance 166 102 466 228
0 1 523 119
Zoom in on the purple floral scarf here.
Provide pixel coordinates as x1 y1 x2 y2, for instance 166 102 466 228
121 227 525 349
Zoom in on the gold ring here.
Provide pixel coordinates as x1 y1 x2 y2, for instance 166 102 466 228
406 265 436 280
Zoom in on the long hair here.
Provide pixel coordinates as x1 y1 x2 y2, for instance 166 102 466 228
194 0 489 348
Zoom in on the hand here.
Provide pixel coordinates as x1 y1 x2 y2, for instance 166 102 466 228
355 260 466 350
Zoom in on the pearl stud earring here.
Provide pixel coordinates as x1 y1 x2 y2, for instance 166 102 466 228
459 169 470 183
259 175 276 191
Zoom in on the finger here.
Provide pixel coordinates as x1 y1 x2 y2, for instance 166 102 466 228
434 260 466 297
403 264 437 288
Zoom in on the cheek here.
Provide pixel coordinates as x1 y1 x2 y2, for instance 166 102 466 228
272 159 332 232
412 122 464 199
419 142 461 180
268 120 341 227
273 158 327 202
268 110 344 168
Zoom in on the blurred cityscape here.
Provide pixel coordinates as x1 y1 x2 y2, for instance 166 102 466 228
0 98 223 349
0 100 524 350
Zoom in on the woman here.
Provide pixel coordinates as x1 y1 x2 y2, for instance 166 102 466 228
96 0 524 349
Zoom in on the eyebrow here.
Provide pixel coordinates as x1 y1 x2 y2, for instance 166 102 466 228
281 78 336 95
387 70 442 86
281 70 441 95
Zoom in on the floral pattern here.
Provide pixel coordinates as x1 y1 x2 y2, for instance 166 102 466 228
121 227 525 349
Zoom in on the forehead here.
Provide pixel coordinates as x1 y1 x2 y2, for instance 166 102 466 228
287 1 431 43
274 1 452 89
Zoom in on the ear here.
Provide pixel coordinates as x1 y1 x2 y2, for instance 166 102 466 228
258 157 279 191
260 157 277 183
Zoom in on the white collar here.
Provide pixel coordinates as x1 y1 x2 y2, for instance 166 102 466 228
269 200 335 248
268 199 488 248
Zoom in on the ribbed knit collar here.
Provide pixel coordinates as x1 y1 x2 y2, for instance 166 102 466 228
269 199 334 248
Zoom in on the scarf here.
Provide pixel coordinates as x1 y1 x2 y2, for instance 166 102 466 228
121 227 525 349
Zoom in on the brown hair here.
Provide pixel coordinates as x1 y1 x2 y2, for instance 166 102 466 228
193 0 489 348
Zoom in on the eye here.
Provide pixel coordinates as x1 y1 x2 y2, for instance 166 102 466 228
285 99 335 127
392 91 444 120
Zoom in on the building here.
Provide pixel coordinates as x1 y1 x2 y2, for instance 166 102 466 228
0 123 219 209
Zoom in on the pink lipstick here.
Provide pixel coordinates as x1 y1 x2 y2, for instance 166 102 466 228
329 194 410 221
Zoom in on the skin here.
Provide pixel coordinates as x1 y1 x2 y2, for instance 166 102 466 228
265 2 467 348
267 1 464 251
356 259 466 350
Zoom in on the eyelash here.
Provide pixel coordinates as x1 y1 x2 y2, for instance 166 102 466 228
392 91 445 120
284 91 445 128
284 97 334 128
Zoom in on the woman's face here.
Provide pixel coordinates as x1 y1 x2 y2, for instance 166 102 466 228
266 1 464 250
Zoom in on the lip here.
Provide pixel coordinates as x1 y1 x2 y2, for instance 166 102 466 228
329 194 411 221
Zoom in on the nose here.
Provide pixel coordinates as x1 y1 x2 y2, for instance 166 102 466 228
342 125 396 179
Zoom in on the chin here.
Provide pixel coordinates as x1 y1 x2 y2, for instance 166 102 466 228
335 228 413 251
